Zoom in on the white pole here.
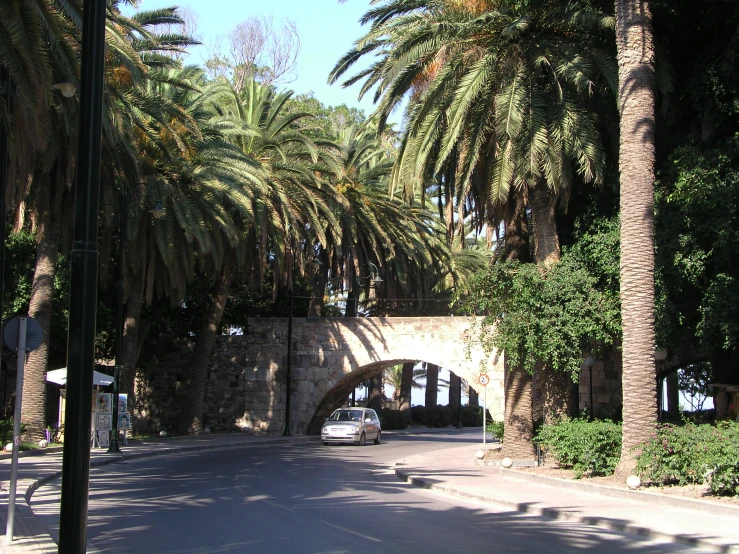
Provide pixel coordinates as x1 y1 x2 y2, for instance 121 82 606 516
483 385 487 446
6 317 27 543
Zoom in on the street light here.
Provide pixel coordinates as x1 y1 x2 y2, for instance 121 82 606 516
58 0 107 548
52 77 77 98
0 66 11 412
584 356 596 420
107 189 129 454
148 200 166 219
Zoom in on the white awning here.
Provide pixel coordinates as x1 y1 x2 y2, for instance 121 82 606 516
45 368 114 387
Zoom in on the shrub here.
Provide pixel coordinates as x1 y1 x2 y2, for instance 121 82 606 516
535 418 621 478
461 406 492 427
636 421 739 496
410 405 454 427
379 409 407 430
0 418 25 446
487 420 504 440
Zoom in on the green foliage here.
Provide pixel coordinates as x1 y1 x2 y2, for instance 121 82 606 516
410 405 453 428
656 141 739 354
457 221 621 377
487 420 504 440
461 406 488 427
379 409 407 430
636 422 739 496
535 418 622 478
0 419 25 446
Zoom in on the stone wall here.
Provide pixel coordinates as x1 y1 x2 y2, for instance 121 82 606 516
578 345 623 419
133 316 505 435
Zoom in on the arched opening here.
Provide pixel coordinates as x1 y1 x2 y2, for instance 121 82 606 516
306 359 478 434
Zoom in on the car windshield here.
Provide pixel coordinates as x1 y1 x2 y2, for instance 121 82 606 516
328 410 364 422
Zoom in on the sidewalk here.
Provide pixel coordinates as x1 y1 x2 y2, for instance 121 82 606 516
395 443 739 554
0 433 313 553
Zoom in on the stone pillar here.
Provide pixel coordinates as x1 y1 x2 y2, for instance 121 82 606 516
666 371 679 415
469 386 479 407
368 374 383 412
425 363 439 407
449 372 461 412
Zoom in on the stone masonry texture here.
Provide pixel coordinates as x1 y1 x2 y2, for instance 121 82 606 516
134 317 505 435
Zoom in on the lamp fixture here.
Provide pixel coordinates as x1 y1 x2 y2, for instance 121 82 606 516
148 201 166 219
368 262 382 286
52 78 76 98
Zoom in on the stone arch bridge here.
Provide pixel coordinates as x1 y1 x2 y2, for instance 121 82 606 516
205 317 504 435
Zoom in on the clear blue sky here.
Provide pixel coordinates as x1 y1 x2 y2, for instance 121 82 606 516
131 0 385 117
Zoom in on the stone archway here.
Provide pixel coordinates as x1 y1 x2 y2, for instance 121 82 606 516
206 317 504 435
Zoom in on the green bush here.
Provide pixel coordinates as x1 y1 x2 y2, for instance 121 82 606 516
379 409 407 430
0 418 24 445
461 406 492 427
636 421 739 496
487 420 504 440
410 405 454 427
535 418 621 478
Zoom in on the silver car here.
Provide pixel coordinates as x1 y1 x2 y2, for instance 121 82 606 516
321 408 382 446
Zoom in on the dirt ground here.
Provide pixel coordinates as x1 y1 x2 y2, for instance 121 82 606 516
515 463 739 507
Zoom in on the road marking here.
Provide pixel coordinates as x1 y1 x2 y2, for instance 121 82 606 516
319 520 381 543
262 499 294 512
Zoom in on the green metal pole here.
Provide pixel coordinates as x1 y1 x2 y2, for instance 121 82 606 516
108 190 125 453
0 66 10 405
58 0 107 551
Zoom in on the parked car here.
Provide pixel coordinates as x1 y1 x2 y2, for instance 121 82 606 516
321 408 382 446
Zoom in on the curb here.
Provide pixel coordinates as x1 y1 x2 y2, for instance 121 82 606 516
394 464 739 554
501 467 739 520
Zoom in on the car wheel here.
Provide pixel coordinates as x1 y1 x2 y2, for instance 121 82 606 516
374 431 381 445
322 441 329 446
357 432 366 446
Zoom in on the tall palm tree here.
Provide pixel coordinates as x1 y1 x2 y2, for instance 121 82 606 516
9 2 199 439
182 80 333 434
332 0 616 455
614 0 658 469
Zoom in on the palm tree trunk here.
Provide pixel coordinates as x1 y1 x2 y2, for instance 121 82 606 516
501 196 535 458
503 195 530 263
21 214 61 441
308 248 329 317
530 182 576 424
184 260 234 434
368 374 383 412
529 182 560 267
615 0 658 469
424 363 439 407
448 372 460 412
540 367 577 424
502 363 536 458
119 267 145 406
399 362 414 422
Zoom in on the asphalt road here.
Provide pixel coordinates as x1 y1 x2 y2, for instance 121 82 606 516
32 432 711 553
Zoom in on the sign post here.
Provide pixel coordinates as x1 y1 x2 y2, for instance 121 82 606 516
478 373 490 446
3 316 43 543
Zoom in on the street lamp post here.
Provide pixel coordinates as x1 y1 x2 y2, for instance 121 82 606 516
584 356 596 420
58 0 107 550
107 191 127 454
0 66 10 401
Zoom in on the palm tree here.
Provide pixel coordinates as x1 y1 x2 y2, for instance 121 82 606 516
332 0 616 455
614 0 658 469
182 79 334 434
10 2 204 439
